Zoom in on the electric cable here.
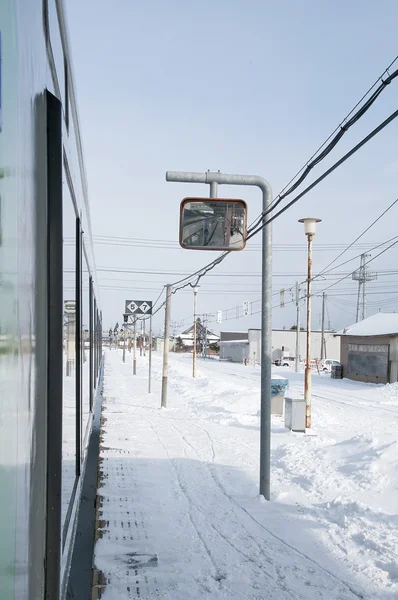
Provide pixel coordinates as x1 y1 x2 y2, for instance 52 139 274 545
246 108 398 241
247 57 398 229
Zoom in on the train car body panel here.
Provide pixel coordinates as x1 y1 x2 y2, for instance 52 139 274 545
0 2 101 599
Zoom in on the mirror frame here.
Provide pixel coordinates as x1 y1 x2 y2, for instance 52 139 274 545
179 197 248 251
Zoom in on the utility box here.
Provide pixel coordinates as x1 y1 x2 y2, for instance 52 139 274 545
331 364 343 379
271 377 289 415
284 397 306 432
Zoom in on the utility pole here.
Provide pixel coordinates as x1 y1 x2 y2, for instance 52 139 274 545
133 318 137 375
161 285 172 408
193 286 199 377
166 169 273 500
295 282 301 372
353 253 377 322
320 292 326 361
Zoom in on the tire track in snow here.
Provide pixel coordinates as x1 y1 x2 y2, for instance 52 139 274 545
147 419 287 594
169 420 366 600
313 392 398 417
143 418 228 591
166 423 290 590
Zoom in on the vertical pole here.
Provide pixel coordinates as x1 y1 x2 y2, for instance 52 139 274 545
362 256 367 321
304 234 313 429
143 318 146 356
356 254 363 322
295 282 300 372
204 315 208 360
133 319 137 375
148 314 152 393
193 289 198 377
320 292 326 361
161 285 172 407
210 180 218 197
260 184 273 500
123 324 126 363
140 320 143 356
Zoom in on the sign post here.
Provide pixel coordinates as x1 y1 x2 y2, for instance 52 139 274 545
125 301 153 376
148 315 152 393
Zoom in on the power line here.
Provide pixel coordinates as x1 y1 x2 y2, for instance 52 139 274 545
316 237 398 295
315 198 398 276
248 57 398 229
247 108 398 241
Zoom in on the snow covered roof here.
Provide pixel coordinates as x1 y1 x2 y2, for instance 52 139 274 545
220 339 249 345
336 313 398 337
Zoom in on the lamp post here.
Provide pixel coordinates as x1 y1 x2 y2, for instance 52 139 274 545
193 286 199 377
298 218 321 429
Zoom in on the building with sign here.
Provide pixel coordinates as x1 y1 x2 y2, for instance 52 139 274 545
336 313 398 384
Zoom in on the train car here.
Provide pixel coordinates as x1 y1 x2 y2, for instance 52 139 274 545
0 1 102 599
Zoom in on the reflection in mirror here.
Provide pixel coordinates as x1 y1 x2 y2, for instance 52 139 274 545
180 198 247 251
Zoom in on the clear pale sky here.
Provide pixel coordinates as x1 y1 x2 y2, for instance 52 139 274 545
65 0 398 335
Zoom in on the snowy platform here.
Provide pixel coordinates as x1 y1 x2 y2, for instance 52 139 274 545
92 350 398 600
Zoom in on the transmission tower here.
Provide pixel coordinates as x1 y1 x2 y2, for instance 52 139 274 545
352 253 377 322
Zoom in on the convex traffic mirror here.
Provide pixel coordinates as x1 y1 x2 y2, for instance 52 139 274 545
179 197 247 251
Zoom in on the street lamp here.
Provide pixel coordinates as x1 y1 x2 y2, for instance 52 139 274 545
193 286 199 377
298 217 321 429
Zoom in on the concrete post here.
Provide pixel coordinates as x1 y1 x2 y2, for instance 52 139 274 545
161 285 172 408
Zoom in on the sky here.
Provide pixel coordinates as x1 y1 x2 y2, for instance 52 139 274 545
65 0 398 335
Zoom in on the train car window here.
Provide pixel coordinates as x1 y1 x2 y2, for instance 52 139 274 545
62 178 78 532
81 248 91 443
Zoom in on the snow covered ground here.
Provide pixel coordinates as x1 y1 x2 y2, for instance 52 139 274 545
94 349 398 599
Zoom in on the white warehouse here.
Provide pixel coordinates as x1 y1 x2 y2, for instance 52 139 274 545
220 329 340 363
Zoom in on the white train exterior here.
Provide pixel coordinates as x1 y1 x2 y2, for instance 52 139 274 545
0 2 102 598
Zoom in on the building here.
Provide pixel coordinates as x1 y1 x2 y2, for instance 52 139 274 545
336 313 398 384
173 324 220 353
220 328 340 363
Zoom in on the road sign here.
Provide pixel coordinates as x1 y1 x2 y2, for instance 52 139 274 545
217 310 222 324
125 300 153 315
280 289 285 308
243 301 249 316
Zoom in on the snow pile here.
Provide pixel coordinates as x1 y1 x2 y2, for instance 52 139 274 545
94 350 398 599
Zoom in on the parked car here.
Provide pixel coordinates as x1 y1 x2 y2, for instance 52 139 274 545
320 359 341 372
275 356 295 367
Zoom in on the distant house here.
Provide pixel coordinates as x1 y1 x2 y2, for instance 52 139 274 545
336 313 398 384
174 324 220 353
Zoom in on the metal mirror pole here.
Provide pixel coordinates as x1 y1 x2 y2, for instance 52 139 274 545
165 170 273 500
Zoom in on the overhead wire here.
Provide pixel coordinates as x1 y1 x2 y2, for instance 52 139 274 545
246 108 398 240
112 56 398 323
247 57 398 230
